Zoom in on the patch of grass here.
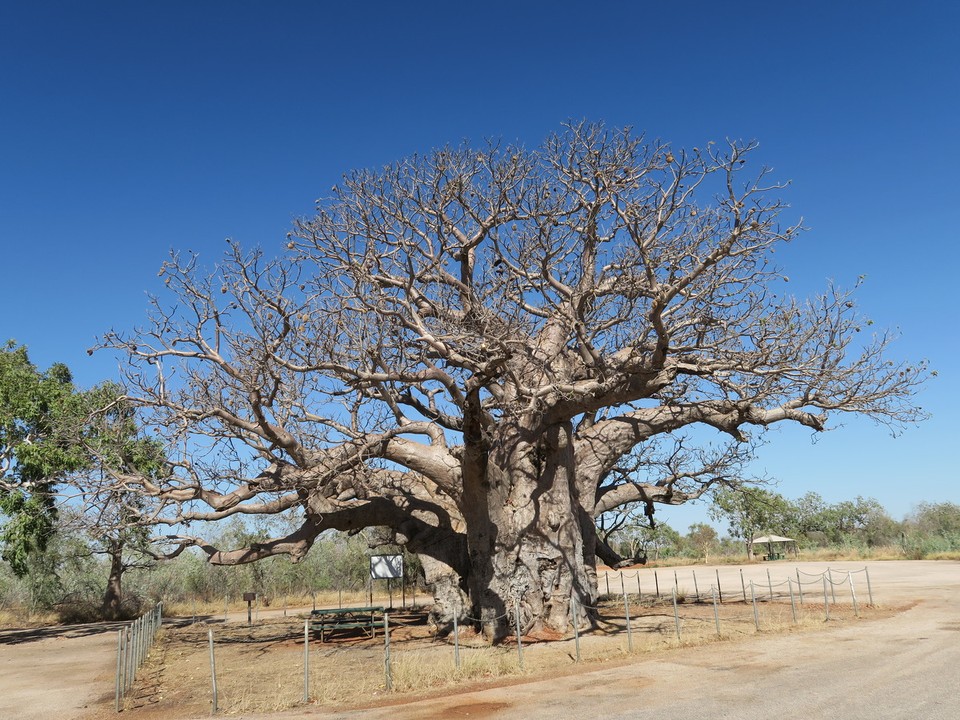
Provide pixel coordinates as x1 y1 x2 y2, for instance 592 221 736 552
0 607 57 628
391 647 522 692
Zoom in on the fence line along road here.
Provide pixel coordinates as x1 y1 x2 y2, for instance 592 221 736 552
115 603 163 712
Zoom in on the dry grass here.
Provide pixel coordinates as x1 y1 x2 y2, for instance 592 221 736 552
0 607 58 628
644 546 960 567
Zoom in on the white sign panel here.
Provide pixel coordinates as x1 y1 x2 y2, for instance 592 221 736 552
370 554 403 580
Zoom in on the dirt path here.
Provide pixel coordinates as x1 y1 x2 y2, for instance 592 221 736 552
0 621 123 720
2 560 956 720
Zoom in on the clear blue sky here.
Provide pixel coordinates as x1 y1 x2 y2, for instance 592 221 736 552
1 1 957 531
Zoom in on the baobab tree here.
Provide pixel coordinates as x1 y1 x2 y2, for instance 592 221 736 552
98 123 927 640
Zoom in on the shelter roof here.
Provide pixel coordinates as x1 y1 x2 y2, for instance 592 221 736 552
752 534 795 543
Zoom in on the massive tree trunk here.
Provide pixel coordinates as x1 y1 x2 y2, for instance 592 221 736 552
394 522 470 635
463 420 593 641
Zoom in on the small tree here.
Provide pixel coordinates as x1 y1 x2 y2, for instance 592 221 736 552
686 523 719 563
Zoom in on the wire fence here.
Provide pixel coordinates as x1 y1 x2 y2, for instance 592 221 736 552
114 603 163 711
122 566 877 715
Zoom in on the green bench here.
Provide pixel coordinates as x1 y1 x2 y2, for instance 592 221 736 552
310 606 386 642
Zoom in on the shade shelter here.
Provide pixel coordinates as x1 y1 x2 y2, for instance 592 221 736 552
751 534 798 560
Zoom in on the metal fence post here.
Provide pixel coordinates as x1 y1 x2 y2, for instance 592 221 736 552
453 613 461 670
750 582 759 631
622 587 633 652
849 572 860 618
384 612 392 691
208 628 218 715
571 593 581 662
712 586 721 636
788 578 797 624
125 626 133 692
654 570 660 599
303 619 310 703
716 569 723 604
865 566 874 605
797 569 804 604
137 616 144 667
672 587 681 641
767 569 774 601
823 575 830 622
740 569 746 602
514 598 524 670
115 630 123 711
692 570 700 602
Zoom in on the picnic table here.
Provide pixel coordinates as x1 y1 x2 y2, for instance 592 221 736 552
310 606 385 642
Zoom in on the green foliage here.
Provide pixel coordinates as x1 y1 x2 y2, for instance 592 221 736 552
0 341 87 574
607 518 682 561
902 502 960 557
0 491 56 576
1 343 166 620
685 522 719 560
909 502 960 537
709 486 794 545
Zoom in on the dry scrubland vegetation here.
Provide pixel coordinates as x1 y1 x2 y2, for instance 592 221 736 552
1 522 957 629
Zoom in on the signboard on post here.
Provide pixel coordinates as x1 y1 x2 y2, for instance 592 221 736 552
242 592 256 625
370 554 403 580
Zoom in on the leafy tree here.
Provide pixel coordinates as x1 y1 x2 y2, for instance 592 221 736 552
908 502 960 541
0 342 87 575
1 344 162 618
97 123 927 640
791 491 830 540
710 487 795 557
686 522 719 562
596 507 683 564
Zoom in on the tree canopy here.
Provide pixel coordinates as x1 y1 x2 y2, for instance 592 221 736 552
97 122 927 639
0 342 86 574
1 342 163 616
